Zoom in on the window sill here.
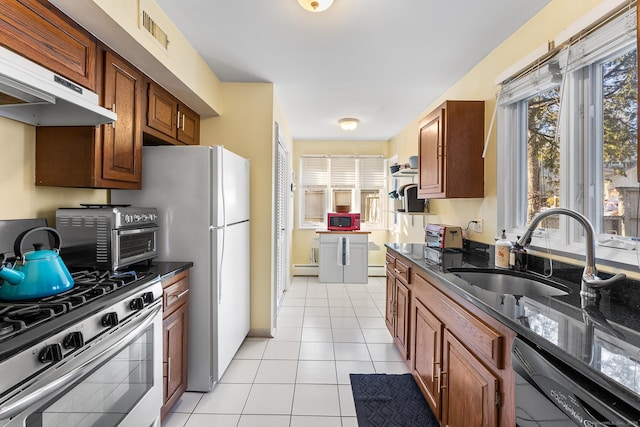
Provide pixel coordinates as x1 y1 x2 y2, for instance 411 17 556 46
522 236 640 277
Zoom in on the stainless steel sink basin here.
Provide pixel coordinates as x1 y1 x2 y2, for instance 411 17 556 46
447 268 571 297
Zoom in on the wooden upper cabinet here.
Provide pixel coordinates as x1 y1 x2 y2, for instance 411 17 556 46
177 103 200 145
145 81 200 145
100 51 143 185
0 0 96 90
418 100 485 199
147 82 178 138
35 48 143 189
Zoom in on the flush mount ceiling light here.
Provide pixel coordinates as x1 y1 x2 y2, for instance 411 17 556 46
297 0 334 12
339 118 359 131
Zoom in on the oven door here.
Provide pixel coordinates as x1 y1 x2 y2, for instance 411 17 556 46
112 226 159 270
0 304 162 427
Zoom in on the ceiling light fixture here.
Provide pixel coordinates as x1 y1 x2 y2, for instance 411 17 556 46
339 118 359 131
297 0 334 12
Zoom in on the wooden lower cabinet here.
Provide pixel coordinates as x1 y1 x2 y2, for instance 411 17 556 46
442 330 500 427
161 270 190 421
385 252 411 360
386 248 516 426
412 297 443 417
394 279 410 356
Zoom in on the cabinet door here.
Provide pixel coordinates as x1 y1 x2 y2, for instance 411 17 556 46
319 241 343 283
412 297 443 418
343 243 368 283
177 104 200 145
0 0 96 90
418 110 444 198
162 303 189 420
441 330 499 427
385 273 395 334
147 81 178 138
394 280 410 359
101 51 142 185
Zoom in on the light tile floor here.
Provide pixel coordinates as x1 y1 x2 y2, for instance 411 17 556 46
162 275 409 427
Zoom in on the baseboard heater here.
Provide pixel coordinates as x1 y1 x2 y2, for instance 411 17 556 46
293 264 386 277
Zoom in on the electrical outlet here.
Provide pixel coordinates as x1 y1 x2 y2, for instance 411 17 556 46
473 218 483 233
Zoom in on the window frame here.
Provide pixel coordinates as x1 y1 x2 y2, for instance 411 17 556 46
497 7 638 266
298 155 388 230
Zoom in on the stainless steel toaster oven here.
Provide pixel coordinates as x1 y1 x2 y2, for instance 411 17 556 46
56 204 159 270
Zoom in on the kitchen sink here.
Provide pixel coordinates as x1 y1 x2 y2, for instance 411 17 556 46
447 268 571 297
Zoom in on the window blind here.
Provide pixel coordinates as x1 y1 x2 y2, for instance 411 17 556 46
359 157 386 189
300 156 329 187
331 156 356 188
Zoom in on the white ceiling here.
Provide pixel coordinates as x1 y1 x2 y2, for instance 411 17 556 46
153 0 551 141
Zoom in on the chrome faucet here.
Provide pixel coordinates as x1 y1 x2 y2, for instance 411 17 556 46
516 207 626 299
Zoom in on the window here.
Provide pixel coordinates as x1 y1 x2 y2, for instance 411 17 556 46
498 7 638 261
299 155 387 229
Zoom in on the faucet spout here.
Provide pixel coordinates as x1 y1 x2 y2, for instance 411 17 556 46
516 207 625 299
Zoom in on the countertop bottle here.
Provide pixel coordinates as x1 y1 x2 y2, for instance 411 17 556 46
495 229 511 269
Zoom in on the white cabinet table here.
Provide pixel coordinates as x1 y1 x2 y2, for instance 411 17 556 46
316 231 370 283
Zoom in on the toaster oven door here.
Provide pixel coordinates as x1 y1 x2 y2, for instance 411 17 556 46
112 226 158 270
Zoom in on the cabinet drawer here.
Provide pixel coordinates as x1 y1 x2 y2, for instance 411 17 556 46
163 271 190 316
385 253 396 272
414 273 504 369
393 258 411 284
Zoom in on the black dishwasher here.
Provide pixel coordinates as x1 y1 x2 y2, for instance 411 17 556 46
513 336 640 426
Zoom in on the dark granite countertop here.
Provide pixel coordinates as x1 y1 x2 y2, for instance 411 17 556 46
386 241 640 411
128 260 193 281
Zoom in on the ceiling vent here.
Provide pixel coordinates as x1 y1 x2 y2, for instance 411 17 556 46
139 2 169 51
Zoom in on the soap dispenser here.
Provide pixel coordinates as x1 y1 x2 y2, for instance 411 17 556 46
495 229 511 269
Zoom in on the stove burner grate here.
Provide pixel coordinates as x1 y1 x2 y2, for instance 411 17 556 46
0 268 156 344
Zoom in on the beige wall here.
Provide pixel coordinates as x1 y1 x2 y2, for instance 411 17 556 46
292 140 390 268
0 117 107 223
202 82 279 335
389 0 603 245
51 0 221 116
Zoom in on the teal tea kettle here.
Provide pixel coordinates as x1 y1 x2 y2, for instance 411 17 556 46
0 227 74 300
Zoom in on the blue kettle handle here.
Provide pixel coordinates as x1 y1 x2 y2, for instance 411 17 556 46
13 227 62 259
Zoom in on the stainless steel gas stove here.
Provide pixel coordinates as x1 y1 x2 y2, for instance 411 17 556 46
0 219 163 427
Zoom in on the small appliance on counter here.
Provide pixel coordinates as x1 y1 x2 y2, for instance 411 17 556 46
425 223 463 249
398 184 424 212
56 204 159 271
423 246 463 271
327 212 361 231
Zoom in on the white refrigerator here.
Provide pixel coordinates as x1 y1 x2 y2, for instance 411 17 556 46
112 145 250 392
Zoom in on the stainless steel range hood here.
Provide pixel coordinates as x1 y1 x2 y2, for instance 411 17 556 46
0 45 117 126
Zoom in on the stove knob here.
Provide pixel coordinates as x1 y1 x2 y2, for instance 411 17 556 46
39 344 63 363
130 297 145 311
142 292 155 304
102 312 119 327
63 331 85 349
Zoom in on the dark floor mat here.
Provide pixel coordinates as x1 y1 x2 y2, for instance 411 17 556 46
350 373 440 427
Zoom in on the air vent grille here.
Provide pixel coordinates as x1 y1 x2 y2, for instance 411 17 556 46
141 10 169 50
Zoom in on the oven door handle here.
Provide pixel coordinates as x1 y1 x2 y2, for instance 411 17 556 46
116 226 160 236
0 305 161 420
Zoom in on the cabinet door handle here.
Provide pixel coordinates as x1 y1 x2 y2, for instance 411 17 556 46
176 112 181 129
181 113 185 131
175 289 190 299
111 104 116 129
393 268 401 275
167 356 171 384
